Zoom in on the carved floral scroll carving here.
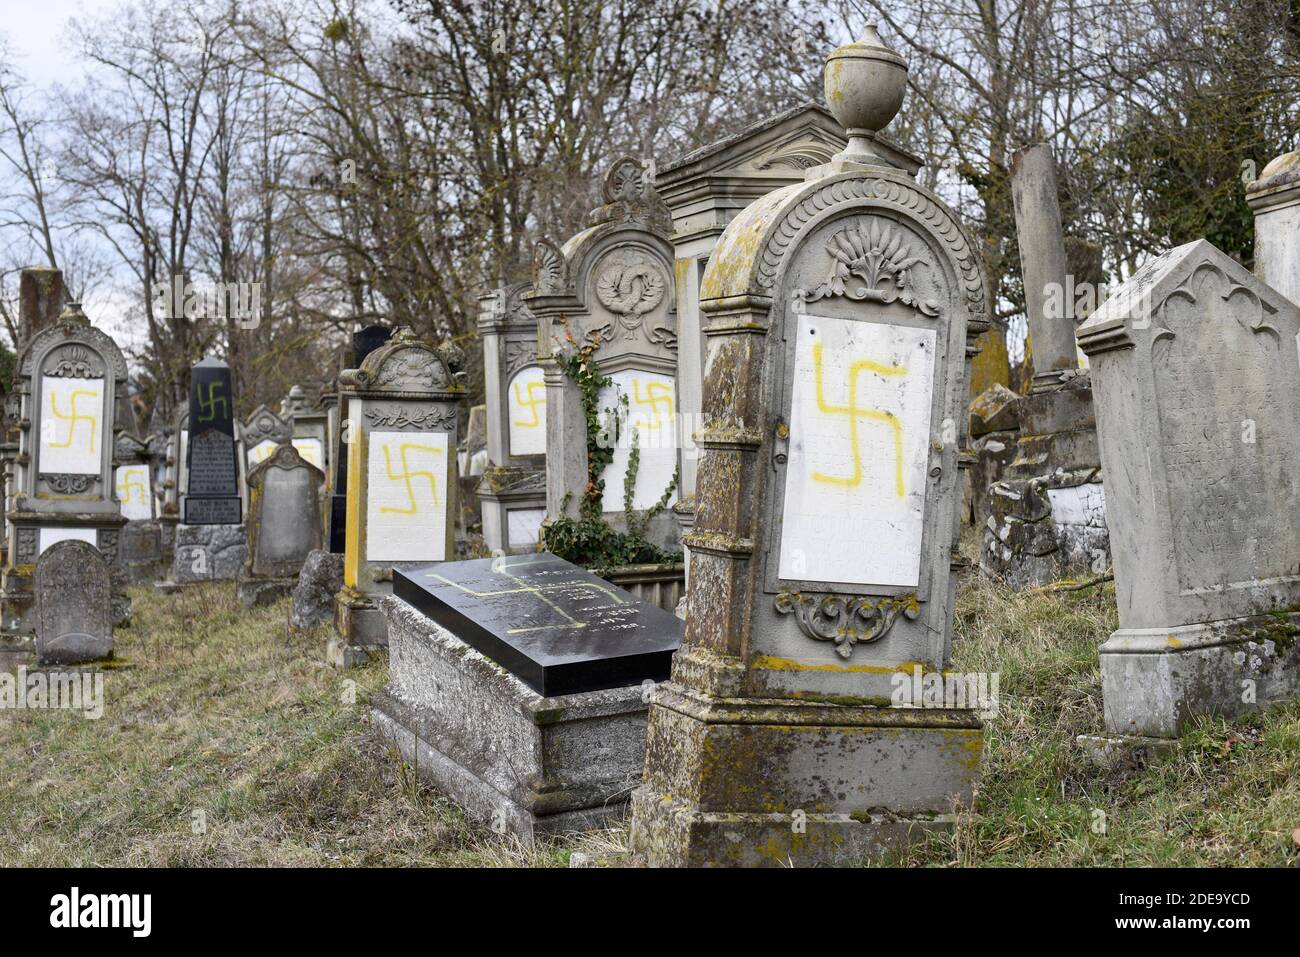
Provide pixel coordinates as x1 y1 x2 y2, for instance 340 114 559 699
774 590 920 659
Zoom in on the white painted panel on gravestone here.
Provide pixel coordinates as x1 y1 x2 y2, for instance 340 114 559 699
507 507 546 547
115 464 154 520
39 377 105 475
248 439 278 467
38 526 98 555
778 314 936 588
599 369 678 513
178 429 189 495
292 437 324 469
365 430 449 562
507 365 547 456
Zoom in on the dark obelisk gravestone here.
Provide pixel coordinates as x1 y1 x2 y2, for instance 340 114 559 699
329 324 391 552
183 357 242 525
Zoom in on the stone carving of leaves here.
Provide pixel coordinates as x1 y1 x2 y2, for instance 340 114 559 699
43 473 96 494
363 406 456 430
774 591 920 659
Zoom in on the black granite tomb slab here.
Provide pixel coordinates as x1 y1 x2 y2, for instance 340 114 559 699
393 553 682 696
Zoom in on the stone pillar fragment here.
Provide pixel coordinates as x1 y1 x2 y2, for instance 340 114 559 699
1246 150 1300 306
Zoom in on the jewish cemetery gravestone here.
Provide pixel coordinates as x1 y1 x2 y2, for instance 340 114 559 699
0 302 130 666
326 324 392 554
1077 240 1300 741
978 143 1107 586
165 358 248 586
477 282 548 555
239 443 326 608
113 431 164 584
629 28 990 866
456 403 488 544
283 384 329 471
527 157 681 552
330 327 464 667
244 403 292 469
372 552 683 838
655 103 863 566
34 539 113 664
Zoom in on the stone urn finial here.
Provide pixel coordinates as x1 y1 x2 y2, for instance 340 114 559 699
58 301 91 325
824 25 908 166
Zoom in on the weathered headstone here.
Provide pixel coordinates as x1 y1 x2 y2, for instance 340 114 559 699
326 325 392 554
630 28 989 866
0 302 129 665
527 157 681 550
34 539 113 664
283 384 329 471
372 553 682 838
978 143 1107 585
113 431 164 584
243 403 292 469
476 282 547 555
1078 240 1300 740
1246 149 1300 305
239 443 325 607
330 328 464 667
656 103 858 564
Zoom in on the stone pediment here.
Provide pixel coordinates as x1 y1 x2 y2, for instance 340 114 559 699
657 103 919 191
1078 239 1300 356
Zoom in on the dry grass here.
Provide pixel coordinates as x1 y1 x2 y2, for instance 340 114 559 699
1 566 1297 867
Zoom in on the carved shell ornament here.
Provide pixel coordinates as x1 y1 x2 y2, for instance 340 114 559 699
797 219 940 317
596 258 666 337
603 157 648 204
533 240 567 295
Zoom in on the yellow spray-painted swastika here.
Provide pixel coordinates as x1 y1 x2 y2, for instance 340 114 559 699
197 380 227 423
511 380 546 429
117 469 147 505
379 442 441 514
631 379 674 427
810 341 907 497
49 389 99 452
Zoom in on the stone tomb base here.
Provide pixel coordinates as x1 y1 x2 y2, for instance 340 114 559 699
631 683 982 867
370 596 649 839
1098 611 1300 739
328 587 389 668
158 523 247 590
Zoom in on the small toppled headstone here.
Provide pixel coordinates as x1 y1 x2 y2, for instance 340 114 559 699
35 540 112 664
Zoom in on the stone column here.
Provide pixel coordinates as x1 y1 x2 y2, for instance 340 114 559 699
978 143 1107 587
1246 150 1300 305
330 328 464 667
631 27 989 866
1011 143 1076 388
326 325 391 554
1078 240 1300 741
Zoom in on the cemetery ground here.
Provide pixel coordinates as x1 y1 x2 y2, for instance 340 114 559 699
2 557 1298 868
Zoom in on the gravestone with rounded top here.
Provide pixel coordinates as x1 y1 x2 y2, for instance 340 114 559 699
239 442 325 607
0 302 129 661
35 539 113 664
477 282 547 554
527 158 681 550
1078 239 1300 740
330 327 465 667
630 28 990 866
